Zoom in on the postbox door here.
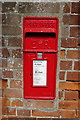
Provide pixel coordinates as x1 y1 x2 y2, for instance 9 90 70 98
24 52 57 99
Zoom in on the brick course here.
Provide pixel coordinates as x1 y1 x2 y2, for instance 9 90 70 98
2 89 23 98
61 110 76 118
63 3 70 13
71 2 80 13
25 100 54 109
66 50 80 59
32 110 60 117
17 109 30 116
2 37 22 47
59 101 79 109
59 82 80 90
2 25 21 36
67 72 80 81
61 38 80 48
60 61 72 70
63 15 80 25
2 107 16 115
65 91 79 100
74 61 80 70
70 27 80 37
12 99 24 107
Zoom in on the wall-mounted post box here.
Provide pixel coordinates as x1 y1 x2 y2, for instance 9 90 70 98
23 17 58 99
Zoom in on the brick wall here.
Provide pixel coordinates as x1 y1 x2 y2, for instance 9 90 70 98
0 1 80 119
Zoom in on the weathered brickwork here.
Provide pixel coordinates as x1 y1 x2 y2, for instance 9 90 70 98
0 1 80 119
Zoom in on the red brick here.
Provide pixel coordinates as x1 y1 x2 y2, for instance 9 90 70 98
0 89 2 97
0 79 2 89
12 59 22 68
59 82 80 90
60 50 65 59
2 14 21 25
12 99 24 107
3 70 13 78
2 98 10 106
0 37 2 47
76 110 80 118
12 49 22 58
74 61 80 70
7 59 14 68
0 70 2 80
67 72 80 81
63 15 80 25
7 59 22 69
59 82 66 90
59 72 65 80
0 117 2 120
62 15 70 25
60 61 72 70
70 15 80 25
0 79 8 88
61 110 76 118
0 2 2 12
2 48 10 58
10 80 22 88
61 38 80 48
32 110 60 117
2 37 22 47
2 107 16 115
17 109 30 116
0 49 2 58
25 100 54 109
0 98 2 106
71 2 80 13
66 50 80 59
18 3 60 13
70 27 80 37
0 59 2 67
0 26 2 36
2 2 16 12
63 3 70 13
3 25 21 36
17 3 26 13
59 100 78 109
8 37 22 47
0 107 2 117
78 101 80 109
3 89 22 98
65 91 79 100
2 59 7 67
2 79 8 88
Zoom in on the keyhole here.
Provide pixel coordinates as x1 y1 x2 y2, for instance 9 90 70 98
30 74 32 76
77 43 80 46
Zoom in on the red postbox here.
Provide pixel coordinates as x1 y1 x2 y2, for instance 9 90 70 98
23 17 58 99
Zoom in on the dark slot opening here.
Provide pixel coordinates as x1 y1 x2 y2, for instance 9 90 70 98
25 32 56 38
77 43 80 46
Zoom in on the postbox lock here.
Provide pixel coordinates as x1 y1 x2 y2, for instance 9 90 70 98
30 73 32 76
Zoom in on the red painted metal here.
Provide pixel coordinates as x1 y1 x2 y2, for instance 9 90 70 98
23 17 58 99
